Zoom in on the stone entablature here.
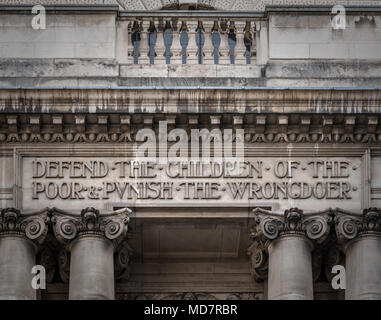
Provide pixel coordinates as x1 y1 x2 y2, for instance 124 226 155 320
1 88 380 144
1 113 380 144
0 88 380 114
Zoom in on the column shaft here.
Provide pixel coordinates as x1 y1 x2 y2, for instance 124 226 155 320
268 234 314 300
345 235 381 300
0 235 36 300
69 235 115 300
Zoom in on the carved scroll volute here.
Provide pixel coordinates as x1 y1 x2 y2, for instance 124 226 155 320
247 238 268 282
334 208 381 245
0 208 49 246
50 207 132 248
114 241 133 282
252 207 332 243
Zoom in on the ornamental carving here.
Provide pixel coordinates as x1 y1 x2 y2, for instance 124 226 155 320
50 207 131 248
334 207 381 242
249 207 332 282
247 236 268 282
0 208 49 245
252 207 332 243
114 241 133 282
1 113 380 145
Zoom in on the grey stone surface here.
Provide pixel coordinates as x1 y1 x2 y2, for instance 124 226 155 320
0 236 36 300
69 236 115 300
268 235 314 300
345 235 381 300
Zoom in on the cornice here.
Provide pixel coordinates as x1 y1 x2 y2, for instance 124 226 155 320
1 112 380 145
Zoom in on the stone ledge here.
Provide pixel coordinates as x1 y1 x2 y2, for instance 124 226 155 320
266 60 381 79
0 59 119 77
120 64 263 78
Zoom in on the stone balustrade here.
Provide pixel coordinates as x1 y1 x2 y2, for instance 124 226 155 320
119 12 260 66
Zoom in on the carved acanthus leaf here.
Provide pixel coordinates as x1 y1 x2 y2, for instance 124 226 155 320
334 207 381 242
252 207 332 243
0 208 49 245
51 207 131 247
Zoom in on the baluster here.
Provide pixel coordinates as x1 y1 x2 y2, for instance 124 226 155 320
227 21 237 64
211 21 221 64
170 19 182 64
235 20 248 65
139 20 150 64
219 20 230 64
179 21 189 65
154 19 166 65
131 20 141 65
148 20 157 65
253 21 259 63
195 21 205 64
244 21 254 64
203 20 214 65
164 21 173 64
187 20 199 64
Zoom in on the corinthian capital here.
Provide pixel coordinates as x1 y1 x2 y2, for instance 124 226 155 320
0 208 49 245
334 208 381 242
50 207 131 248
248 207 332 282
252 207 332 244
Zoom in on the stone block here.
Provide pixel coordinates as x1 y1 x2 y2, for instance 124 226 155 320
75 42 114 59
168 64 217 77
269 43 310 59
310 43 350 59
120 64 169 77
349 43 381 59
1 42 35 58
35 42 76 58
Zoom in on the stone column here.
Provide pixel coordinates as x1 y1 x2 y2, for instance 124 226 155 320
51 207 131 300
250 208 331 300
0 208 49 300
334 208 381 300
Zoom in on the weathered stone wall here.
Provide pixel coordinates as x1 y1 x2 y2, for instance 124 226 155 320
269 14 381 60
3 0 381 11
0 152 13 208
0 13 116 59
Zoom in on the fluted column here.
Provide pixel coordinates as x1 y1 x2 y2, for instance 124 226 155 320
334 208 381 300
250 208 331 300
51 207 131 300
0 208 49 300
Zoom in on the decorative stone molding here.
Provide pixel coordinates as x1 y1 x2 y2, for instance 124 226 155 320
247 236 268 282
114 241 133 282
252 207 332 243
50 207 131 248
324 245 345 282
1 0 380 11
38 245 57 284
117 292 264 300
1 113 380 145
249 207 332 282
0 208 49 246
334 207 381 243
57 248 71 284
50 207 132 283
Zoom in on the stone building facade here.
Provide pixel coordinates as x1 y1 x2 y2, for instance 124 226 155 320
0 0 381 300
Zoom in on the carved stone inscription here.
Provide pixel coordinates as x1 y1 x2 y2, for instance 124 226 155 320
22 157 363 210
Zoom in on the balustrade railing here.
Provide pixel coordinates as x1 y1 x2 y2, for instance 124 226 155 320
119 11 261 66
